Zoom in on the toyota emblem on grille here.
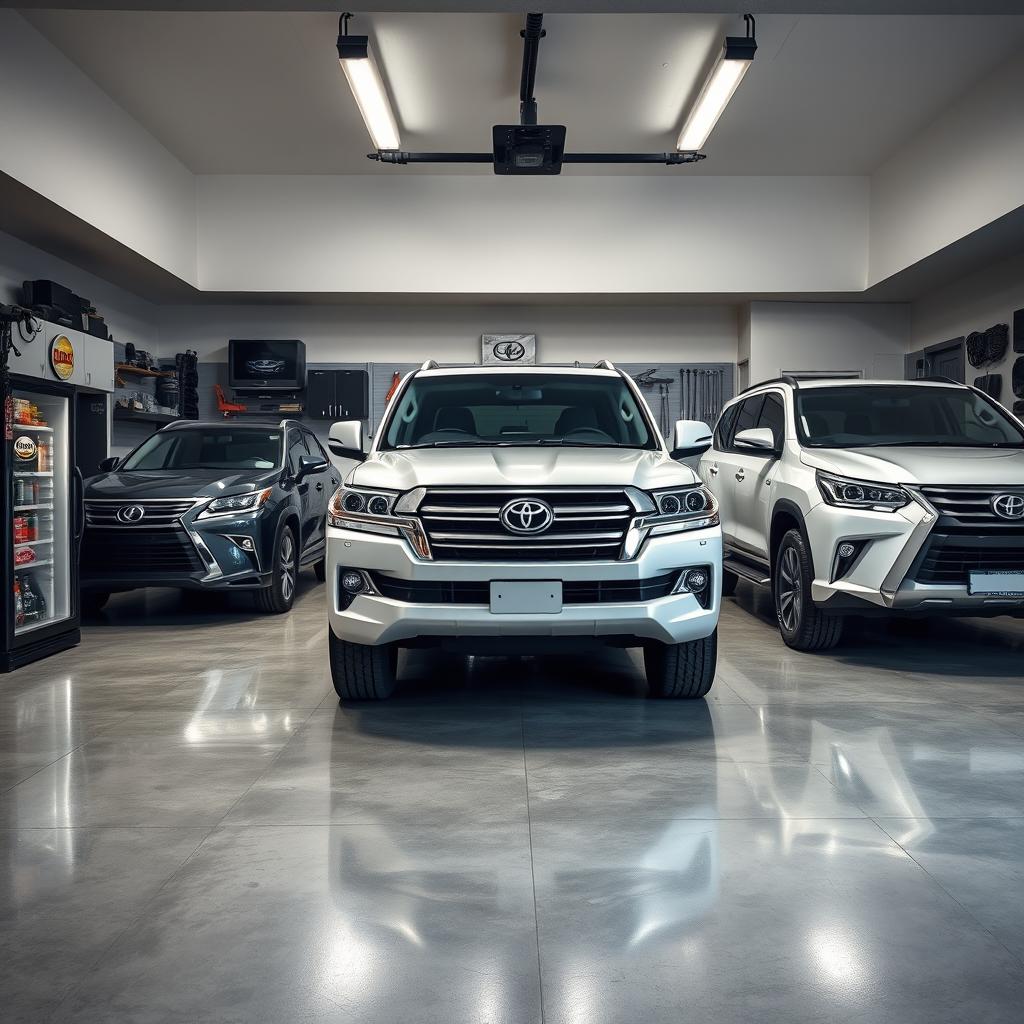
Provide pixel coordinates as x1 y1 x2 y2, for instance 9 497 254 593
992 494 1024 520
500 498 554 535
116 504 146 524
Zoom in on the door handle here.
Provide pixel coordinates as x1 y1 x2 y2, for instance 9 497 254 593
315 482 324 492
735 471 745 481
709 465 719 476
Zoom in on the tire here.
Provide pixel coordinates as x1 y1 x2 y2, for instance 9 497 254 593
254 523 297 614
313 559 327 583
644 630 717 699
721 569 738 596
80 591 110 615
773 528 843 651
329 630 397 701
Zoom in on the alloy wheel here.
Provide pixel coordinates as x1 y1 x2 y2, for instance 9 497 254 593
280 532 296 603
777 545 802 632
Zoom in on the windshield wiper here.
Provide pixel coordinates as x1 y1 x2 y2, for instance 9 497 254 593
397 441 496 449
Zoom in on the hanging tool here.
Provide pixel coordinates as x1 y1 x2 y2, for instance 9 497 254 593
385 370 402 402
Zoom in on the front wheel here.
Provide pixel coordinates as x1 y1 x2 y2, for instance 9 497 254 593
644 630 717 699
313 559 327 583
721 569 738 596
773 528 843 651
329 631 397 701
254 524 297 614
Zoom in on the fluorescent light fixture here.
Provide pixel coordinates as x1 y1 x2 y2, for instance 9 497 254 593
676 18 757 153
337 30 400 152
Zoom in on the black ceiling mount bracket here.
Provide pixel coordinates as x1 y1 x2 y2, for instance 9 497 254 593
367 11 707 173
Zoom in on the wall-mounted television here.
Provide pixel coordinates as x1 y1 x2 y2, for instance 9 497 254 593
228 339 306 392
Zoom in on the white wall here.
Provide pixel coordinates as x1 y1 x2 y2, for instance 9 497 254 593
0 230 160 350
0 10 197 285
157 302 739 364
869 53 1024 288
196 174 869 295
746 302 910 385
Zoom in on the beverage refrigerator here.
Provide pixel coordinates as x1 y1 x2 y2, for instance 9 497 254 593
2 326 114 671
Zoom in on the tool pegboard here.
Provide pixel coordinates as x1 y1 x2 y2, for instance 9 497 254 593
619 362 735 437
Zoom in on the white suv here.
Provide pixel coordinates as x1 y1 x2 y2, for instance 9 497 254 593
699 377 1024 651
324 361 722 700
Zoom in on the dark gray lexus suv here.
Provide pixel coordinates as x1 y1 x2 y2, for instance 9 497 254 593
81 420 339 614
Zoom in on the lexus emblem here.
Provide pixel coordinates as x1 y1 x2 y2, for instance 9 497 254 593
493 340 526 362
992 494 1024 520
500 498 554 535
116 504 146 524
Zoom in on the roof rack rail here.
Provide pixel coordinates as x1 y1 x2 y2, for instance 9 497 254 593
420 359 440 370
740 375 801 394
593 359 615 370
918 375 963 385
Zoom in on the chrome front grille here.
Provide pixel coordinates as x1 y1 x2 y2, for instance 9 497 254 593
84 498 199 529
417 488 634 561
918 485 1024 530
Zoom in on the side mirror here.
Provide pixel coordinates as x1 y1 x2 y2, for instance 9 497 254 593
295 453 329 480
670 420 712 459
98 456 120 472
734 427 778 453
328 420 366 462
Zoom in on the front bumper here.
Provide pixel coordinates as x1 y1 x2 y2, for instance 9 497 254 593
805 498 1024 615
327 524 722 647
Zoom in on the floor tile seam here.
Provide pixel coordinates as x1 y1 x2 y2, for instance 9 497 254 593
868 815 1024 973
49 822 219 1018
520 704 546 1024
207 706 322 830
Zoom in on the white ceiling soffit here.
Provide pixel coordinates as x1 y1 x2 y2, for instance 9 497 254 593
21 10 1024 176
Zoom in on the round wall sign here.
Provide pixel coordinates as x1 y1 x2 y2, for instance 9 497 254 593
50 334 75 380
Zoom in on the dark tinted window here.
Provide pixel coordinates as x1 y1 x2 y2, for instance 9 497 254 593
381 373 656 450
304 431 329 461
713 404 740 450
757 393 786 449
121 429 281 471
797 386 1024 448
729 396 764 448
287 431 310 473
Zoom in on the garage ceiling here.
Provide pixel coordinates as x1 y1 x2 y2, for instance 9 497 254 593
18 9 1024 176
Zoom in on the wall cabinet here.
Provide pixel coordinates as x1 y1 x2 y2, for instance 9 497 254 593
306 369 369 420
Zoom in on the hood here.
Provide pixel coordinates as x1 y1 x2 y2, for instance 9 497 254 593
349 447 698 492
84 468 281 500
800 446 1024 486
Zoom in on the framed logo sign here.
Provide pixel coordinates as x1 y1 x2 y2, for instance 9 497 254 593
482 334 536 366
50 334 75 380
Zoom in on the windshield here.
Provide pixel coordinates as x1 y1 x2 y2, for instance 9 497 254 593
796 386 1024 449
380 373 658 450
120 429 283 471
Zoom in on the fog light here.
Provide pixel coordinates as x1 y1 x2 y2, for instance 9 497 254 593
683 569 708 591
341 570 366 594
837 542 856 559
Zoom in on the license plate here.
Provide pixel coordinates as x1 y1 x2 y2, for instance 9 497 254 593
969 571 1024 596
490 580 562 614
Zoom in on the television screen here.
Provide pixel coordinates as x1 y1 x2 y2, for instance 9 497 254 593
228 339 306 391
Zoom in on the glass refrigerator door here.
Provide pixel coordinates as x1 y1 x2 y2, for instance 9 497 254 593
12 388 71 635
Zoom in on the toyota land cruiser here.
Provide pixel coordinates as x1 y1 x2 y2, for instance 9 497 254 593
324 361 722 700
700 377 1024 651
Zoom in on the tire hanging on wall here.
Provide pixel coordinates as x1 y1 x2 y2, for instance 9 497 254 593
1013 357 1024 400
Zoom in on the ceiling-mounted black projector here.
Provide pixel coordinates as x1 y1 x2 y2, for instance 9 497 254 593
492 124 566 175
368 12 705 174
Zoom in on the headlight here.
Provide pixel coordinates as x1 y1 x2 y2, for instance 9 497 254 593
646 485 720 534
198 488 272 518
816 471 910 512
328 486 431 559
328 486 398 526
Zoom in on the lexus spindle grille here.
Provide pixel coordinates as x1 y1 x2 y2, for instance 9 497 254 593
84 498 199 528
417 488 634 561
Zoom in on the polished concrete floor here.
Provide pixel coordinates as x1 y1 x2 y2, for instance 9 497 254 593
3 576 1024 1022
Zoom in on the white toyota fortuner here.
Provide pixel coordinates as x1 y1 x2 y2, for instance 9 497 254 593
700 377 1024 651
324 361 722 700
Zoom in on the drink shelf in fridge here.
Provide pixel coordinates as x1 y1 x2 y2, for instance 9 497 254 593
14 471 54 477
13 504 53 512
14 558 53 568
14 424 53 432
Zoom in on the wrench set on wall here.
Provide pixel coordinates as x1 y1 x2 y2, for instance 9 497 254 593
681 366 726 424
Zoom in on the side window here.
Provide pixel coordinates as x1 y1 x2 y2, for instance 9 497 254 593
757 393 786 450
729 395 764 449
713 404 740 450
286 431 309 474
304 431 328 461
